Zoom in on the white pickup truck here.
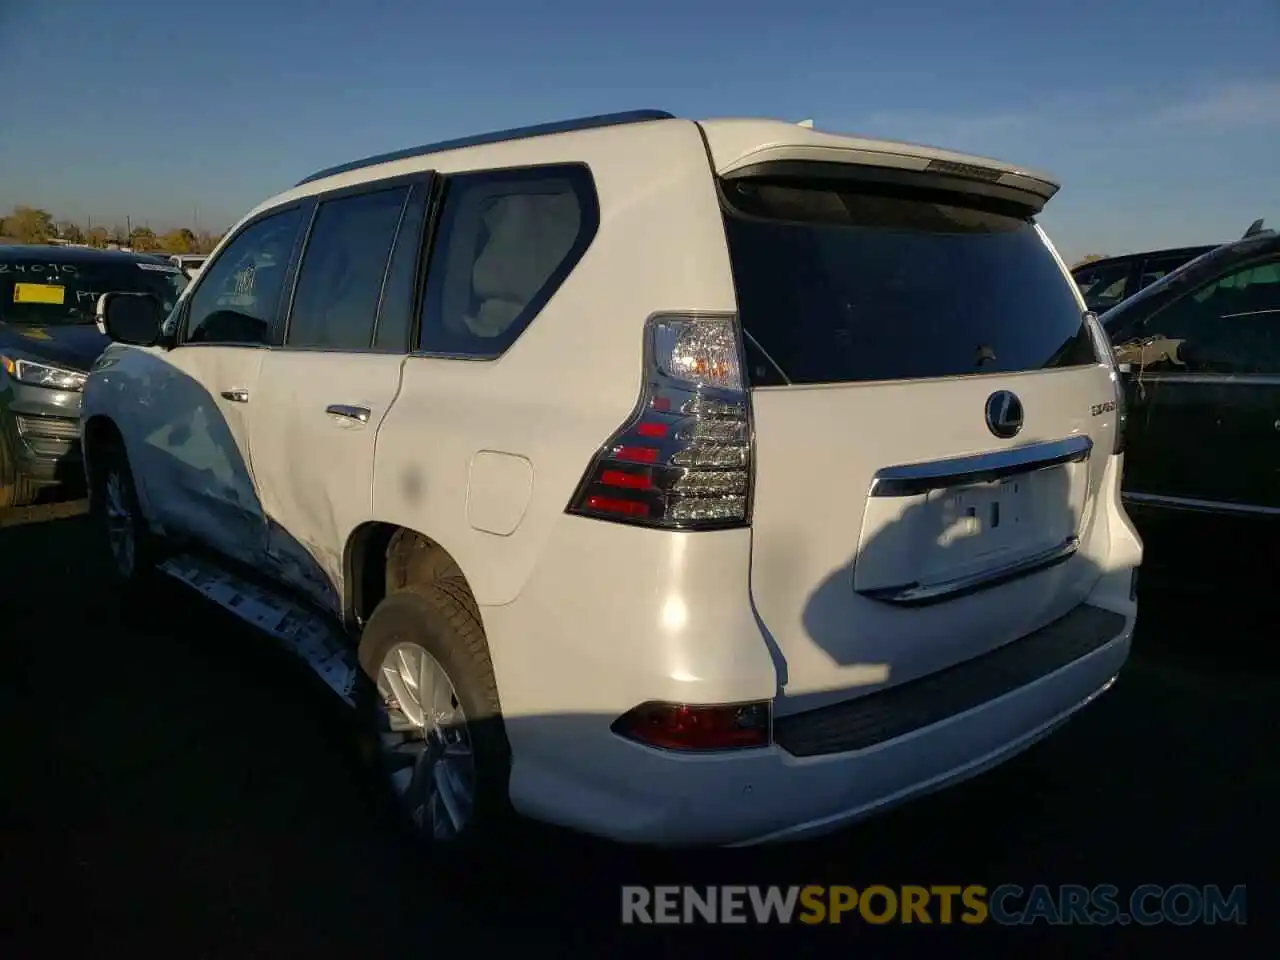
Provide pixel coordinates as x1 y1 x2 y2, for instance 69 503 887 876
164 254 206 280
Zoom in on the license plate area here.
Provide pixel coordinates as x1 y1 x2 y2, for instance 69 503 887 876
934 477 1027 557
853 464 1082 595
920 464 1078 582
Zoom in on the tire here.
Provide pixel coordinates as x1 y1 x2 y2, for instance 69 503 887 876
0 429 41 509
87 435 157 594
386 530 463 589
356 579 514 852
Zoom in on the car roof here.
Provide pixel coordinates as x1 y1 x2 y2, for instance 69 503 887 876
279 111 1059 213
1073 245 1219 272
0 244 170 266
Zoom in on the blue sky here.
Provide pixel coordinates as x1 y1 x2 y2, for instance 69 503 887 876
1 0 1276 262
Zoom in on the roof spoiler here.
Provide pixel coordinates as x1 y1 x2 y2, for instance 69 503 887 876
1243 218 1268 238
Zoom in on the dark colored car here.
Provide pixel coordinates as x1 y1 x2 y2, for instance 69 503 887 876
1073 244 1217 313
1102 223 1278 532
0 245 188 506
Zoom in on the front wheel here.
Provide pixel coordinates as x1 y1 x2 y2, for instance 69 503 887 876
88 438 155 590
0 429 41 509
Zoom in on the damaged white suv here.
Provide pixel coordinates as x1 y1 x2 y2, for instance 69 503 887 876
81 110 1141 847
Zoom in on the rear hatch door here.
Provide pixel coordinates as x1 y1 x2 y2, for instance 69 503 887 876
717 160 1120 714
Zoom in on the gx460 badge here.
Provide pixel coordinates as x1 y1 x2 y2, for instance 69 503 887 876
1091 400 1117 416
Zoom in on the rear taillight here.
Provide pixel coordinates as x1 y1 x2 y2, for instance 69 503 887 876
1084 310 1127 456
612 700 772 751
1108 367 1128 456
567 313 752 528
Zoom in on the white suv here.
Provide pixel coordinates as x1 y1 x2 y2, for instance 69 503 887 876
81 110 1142 848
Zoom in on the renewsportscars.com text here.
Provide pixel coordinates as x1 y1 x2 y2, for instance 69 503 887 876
621 884 1247 926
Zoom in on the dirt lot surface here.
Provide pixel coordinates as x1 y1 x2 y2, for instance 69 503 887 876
1 505 1274 956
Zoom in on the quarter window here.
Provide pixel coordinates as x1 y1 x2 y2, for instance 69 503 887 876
417 165 598 358
184 208 305 345
286 186 411 350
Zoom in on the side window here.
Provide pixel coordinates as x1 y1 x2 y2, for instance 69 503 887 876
1142 253 1280 374
184 208 305 345
1138 254 1193 291
418 164 598 358
286 186 410 350
1076 262 1130 310
372 185 428 352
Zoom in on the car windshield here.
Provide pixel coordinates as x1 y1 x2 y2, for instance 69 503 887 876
0 256 189 325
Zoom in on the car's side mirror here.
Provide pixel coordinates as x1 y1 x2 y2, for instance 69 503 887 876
96 292 165 347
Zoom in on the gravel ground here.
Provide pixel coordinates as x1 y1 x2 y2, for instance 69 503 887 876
0 505 1274 957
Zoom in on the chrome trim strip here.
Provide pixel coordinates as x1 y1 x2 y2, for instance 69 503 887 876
869 435 1092 498
858 536 1080 607
1133 373 1280 386
1122 492 1280 517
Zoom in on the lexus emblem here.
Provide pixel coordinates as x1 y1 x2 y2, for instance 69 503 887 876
985 390 1024 439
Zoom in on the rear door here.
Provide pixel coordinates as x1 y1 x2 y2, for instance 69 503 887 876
717 171 1120 711
248 177 429 614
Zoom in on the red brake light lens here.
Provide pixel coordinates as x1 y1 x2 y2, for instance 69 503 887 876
567 314 753 529
612 700 772 751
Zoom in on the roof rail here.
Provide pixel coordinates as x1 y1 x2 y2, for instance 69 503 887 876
295 109 677 187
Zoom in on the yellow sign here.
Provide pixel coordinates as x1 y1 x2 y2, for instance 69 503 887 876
13 283 66 305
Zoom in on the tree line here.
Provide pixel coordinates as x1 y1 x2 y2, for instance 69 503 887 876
1 203 1111 269
1073 253 1108 267
0 205 223 255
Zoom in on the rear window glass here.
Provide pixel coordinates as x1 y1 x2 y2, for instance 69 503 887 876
720 179 1096 386
0 257 188 326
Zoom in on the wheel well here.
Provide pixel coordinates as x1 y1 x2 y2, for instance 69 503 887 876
345 523 471 627
81 415 122 476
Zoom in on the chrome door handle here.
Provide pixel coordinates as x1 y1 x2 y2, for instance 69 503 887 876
220 389 249 403
326 404 371 424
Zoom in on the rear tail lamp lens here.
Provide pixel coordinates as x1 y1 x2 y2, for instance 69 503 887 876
567 313 753 529
612 700 772 751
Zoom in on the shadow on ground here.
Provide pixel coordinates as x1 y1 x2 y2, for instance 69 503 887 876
0 509 1274 956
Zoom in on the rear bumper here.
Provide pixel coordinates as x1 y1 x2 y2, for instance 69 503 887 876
481 454 1141 846
503 601 1131 846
